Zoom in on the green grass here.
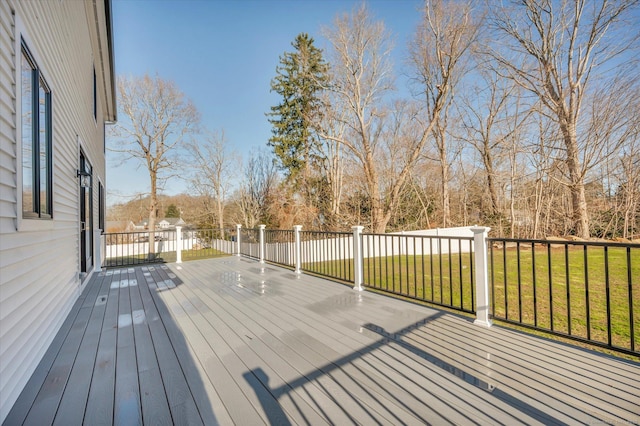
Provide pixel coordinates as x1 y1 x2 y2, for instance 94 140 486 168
303 251 475 312
303 245 640 353
104 248 229 268
489 244 640 351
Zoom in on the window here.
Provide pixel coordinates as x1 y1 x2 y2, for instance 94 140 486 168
98 182 105 231
21 40 52 219
93 66 97 120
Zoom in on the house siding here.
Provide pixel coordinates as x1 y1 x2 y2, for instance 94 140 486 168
0 0 114 422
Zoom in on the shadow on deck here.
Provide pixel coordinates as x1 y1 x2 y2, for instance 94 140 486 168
4 256 640 425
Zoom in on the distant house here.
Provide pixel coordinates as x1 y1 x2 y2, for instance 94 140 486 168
0 0 116 421
133 220 148 230
135 217 187 230
105 220 136 233
158 217 187 229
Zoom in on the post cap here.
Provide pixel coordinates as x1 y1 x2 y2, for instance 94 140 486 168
470 226 490 234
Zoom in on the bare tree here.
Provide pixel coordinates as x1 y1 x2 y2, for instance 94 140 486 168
319 4 395 232
321 3 467 233
459 72 514 216
234 153 279 229
110 74 199 255
408 0 481 227
315 102 346 229
490 0 639 238
186 130 236 236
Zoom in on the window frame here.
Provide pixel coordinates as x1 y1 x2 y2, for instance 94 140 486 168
20 39 53 220
98 181 105 231
93 66 97 121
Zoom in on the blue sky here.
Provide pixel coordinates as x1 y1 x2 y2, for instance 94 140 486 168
107 0 423 203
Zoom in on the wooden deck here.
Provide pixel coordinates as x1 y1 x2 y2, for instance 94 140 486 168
4 256 640 425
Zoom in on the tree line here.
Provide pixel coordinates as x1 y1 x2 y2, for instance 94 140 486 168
109 0 640 240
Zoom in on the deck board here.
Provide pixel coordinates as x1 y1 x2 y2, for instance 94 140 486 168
4 256 640 425
53 273 111 426
139 266 205 426
85 271 120 426
23 276 103 426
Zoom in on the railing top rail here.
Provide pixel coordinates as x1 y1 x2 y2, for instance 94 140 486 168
363 232 474 241
488 237 640 249
300 230 353 236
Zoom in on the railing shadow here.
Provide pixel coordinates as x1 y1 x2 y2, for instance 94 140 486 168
243 311 573 424
136 265 218 424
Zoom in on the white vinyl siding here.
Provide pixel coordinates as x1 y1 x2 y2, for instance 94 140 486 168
0 0 16 235
0 0 114 422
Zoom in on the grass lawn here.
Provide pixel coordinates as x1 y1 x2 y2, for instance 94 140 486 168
489 244 639 351
104 248 229 268
302 244 639 353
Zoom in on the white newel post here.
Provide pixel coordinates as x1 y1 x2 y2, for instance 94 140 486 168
236 224 242 256
259 224 266 263
352 226 364 291
471 226 492 327
94 229 103 271
176 226 183 263
293 225 302 274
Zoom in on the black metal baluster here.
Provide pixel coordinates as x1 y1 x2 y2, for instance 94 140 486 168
391 236 396 293
503 241 508 320
627 247 634 352
421 237 426 302
414 237 418 298
429 237 435 302
532 242 538 327
604 246 612 347
548 243 554 331
458 239 463 309
439 238 444 305
448 239 453 307
470 239 475 313
490 241 496 318
517 241 522 323
565 243 571 336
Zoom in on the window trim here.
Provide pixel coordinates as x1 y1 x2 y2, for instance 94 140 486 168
98 181 105 231
93 66 97 121
20 38 53 220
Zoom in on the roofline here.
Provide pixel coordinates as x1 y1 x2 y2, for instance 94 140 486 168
104 0 117 122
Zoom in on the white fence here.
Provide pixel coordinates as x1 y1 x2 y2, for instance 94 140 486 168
254 227 475 266
101 225 492 327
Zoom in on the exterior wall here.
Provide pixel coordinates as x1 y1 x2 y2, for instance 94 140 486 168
0 0 114 421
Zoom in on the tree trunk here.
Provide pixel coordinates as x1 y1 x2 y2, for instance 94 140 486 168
437 131 450 228
561 120 590 238
482 148 499 216
148 172 157 258
217 197 224 238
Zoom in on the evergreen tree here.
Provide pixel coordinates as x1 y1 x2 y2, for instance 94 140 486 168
267 33 328 186
165 203 180 218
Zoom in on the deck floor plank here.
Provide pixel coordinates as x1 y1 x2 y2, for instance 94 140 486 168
141 267 234 426
174 265 408 425
177 260 535 425
83 271 120 426
150 268 270 426
113 270 142 426
5 257 640 425
183 265 449 425
138 266 204 426
53 272 111 426
3 274 100 426
409 316 640 422
22 274 104 426
128 268 173 426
